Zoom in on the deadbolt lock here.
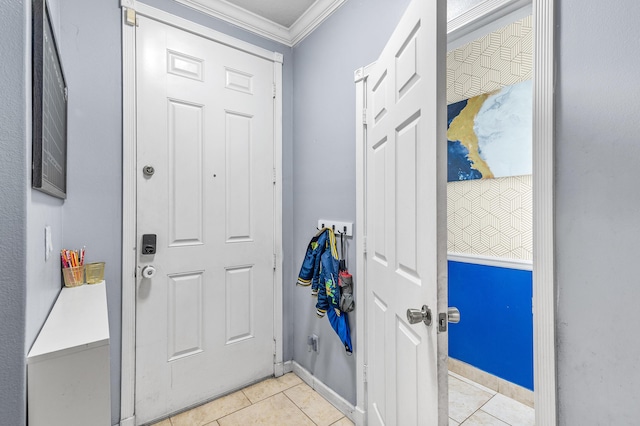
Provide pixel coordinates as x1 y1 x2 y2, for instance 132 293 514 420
438 307 461 332
143 165 155 177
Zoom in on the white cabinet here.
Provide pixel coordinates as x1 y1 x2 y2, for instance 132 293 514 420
27 282 111 426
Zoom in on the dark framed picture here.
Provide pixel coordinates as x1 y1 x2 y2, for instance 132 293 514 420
32 0 67 199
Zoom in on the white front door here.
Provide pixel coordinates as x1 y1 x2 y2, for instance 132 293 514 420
362 0 447 424
135 16 276 424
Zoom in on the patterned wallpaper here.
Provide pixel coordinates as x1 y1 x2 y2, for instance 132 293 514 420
447 15 532 104
448 175 532 259
447 16 533 260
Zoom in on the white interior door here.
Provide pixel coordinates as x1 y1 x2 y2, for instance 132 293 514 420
363 0 447 424
135 16 276 424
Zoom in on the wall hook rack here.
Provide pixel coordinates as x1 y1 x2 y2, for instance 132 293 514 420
317 219 353 237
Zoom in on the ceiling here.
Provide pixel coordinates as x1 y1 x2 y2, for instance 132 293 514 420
175 0 347 47
225 0 316 28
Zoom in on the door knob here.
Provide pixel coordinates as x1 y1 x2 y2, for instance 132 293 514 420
406 305 432 326
141 265 156 279
448 307 461 323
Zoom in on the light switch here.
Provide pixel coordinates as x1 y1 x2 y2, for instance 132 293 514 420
45 226 53 261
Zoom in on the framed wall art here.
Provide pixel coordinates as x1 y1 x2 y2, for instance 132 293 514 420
32 0 68 199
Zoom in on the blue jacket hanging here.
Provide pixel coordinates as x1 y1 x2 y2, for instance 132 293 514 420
297 228 352 354
296 228 330 296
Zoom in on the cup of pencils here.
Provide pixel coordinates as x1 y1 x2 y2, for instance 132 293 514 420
61 247 86 287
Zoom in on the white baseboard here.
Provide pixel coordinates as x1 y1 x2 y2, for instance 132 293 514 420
291 361 357 423
119 416 135 426
283 360 294 374
274 360 285 377
353 405 366 425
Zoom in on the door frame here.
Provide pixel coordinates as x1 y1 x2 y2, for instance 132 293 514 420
354 0 556 424
119 2 284 425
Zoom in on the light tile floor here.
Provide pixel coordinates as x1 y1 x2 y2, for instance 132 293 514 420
150 371 534 426
449 372 535 426
150 373 353 426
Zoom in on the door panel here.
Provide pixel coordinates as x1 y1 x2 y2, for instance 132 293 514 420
225 265 253 343
364 0 447 425
135 16 275 424
167 99 204 246
225 112 253 241
396 117 419 275
168 272 203 360
396 319 420 425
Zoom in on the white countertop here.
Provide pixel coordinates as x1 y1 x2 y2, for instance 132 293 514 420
27 281 110 363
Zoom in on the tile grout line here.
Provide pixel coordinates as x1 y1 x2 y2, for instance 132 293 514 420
162 374 333 426
479 408 514 426
222 379 321 426
241 388 252 405
281 390 320 425
214 389 252 425
476 394 515 426
285 378 350 426
459 393 496 425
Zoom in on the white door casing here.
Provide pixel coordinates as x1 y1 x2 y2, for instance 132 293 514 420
356 0 447 425
121 4 284 424
356 1 557 424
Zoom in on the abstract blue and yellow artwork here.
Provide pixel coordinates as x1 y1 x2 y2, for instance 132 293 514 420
447 80 532 182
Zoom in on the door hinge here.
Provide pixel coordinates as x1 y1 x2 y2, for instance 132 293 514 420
363 364 368 383
273 338 277 359
362 108 367 125
272 168 276 184
272 83 277 99
125 8 136 26
273 253 277 269
64 87 68 101
363 236 367 255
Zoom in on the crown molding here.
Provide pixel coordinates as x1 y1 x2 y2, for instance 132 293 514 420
175 0 291 45
447 0 531 44
175 0 346 47
289 0 346 46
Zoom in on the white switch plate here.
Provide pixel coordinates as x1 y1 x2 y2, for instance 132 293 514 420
317 220 353 237
45 226 53 261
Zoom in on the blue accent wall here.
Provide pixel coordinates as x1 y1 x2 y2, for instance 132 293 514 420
448 260 533 390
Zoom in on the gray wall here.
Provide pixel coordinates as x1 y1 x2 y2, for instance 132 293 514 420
0 1 28 424
555 0 640 423
58 1 123 420
25 0 66 357
291 0 411 404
